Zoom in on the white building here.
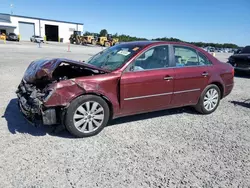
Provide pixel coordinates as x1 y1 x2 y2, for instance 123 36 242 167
0 13 83 43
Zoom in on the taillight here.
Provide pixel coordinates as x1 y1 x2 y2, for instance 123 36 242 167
232 68 235 77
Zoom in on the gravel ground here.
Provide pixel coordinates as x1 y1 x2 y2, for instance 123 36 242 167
0 42 249 188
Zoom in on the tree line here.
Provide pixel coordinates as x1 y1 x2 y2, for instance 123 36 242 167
83 29 239 49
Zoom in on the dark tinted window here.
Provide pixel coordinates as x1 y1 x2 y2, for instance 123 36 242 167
174 46 212 67
174 46 199 67
198 52 212 65
129 45 169 71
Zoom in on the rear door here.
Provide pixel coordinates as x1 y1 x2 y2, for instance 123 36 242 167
171 45 213 106
120 45 175 115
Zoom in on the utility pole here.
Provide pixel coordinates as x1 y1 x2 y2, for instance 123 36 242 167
10 3 14 15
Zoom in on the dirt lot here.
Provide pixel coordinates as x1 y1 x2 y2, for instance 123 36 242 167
0 41 249 188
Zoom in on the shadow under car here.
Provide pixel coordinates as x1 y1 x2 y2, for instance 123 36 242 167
3 98 200 137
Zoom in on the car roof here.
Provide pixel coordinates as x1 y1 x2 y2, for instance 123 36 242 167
121 40 200 49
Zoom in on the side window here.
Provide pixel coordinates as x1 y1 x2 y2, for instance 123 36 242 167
137 48 154 61
129 45 169 72
174 46 199 67
198 52 212 65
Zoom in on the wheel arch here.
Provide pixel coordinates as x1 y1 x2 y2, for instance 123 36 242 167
209 81 224 99
70 92 114 120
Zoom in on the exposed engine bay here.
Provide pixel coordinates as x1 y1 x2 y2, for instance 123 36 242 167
16 58 107 126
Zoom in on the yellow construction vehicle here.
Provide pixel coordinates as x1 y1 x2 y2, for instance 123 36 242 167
82 35 97 45
69 31 83 45
97 34 119 47
0 33 6 40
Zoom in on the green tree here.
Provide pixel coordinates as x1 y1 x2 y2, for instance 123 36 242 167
90 29 239 49
83 31 92 36
100 29 108 37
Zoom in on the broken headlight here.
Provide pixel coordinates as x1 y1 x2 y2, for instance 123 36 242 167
43 89 55 102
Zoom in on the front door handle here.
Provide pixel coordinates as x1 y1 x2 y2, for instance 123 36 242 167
164 76 173 80
202 72 209 77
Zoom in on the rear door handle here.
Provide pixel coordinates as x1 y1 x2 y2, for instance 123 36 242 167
202 72 209 77
164 76 173 80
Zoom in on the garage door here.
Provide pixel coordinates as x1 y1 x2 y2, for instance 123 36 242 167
18 22 35 41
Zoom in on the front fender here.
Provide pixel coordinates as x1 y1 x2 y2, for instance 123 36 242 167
43 76 121 115
44 79 86 107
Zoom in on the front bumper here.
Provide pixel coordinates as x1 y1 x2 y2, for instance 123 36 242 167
7 37 19 41
234 67 250 72
16 81 58 126
35 39 44 43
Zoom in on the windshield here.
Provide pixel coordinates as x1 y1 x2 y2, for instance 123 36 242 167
85 43 142 71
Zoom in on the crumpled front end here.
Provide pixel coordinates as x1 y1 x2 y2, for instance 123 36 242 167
16 58 107 126
16 80 58 125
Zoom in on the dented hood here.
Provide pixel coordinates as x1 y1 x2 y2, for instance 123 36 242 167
23 58 109 83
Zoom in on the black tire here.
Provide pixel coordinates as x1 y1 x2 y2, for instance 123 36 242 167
194 84 221 114
64 95 110 138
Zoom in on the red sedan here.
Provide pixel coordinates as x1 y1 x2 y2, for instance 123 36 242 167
16 41 234 137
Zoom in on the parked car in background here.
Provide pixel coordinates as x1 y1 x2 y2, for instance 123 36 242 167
16 41 234 137
30 35 44 43
208 47 215 52
233 47 244 54
228 45 250 73
215 48 223 53
6 33 19 41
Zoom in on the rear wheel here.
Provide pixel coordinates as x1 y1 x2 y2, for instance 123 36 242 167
65 95 110 138
195 84 221 114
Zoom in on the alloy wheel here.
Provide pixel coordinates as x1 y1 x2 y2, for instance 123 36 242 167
203 88 219 111
73 101 105 133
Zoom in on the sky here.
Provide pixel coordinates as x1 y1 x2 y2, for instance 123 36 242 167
0 0 249 46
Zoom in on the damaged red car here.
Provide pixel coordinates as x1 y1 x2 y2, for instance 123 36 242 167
16 41 234 137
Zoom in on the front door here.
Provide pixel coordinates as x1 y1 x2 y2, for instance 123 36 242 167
120 45 174 115
171 45 213 106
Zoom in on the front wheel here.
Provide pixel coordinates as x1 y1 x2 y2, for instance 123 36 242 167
195 84 221 114
104 41 110 47
65 95 110 138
